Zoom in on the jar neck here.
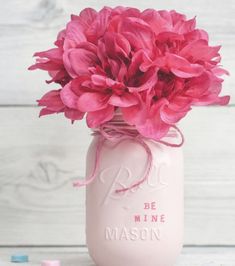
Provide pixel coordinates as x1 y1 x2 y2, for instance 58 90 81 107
108 108 130 126
92 108 181 142
91 108 133 130
105 109 178 137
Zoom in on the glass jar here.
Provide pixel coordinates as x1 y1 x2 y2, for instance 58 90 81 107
85 111 184 266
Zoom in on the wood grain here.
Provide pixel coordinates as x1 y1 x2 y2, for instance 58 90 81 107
0 0 233 250
0 247 235 266
0 106 234 246
0 0 233 104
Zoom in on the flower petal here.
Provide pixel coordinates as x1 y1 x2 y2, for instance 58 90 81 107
37 90 65 112
86 105 114 128
104 32 131 59
141 9 172 35
137 99 170 140
64 20 87 49
80 7 97 22
160 104 190 124
63 48 98 77
77 92 109 112
64 108 84 120
33 48 63 63
60 82 79 109
109 93 138 107
91 74 116 87
39 108 57 117
86 7 112 43
166 53 204 78
120 17 155 50
128 67 158 92
179 39 221 62
137 116 170 140
184 73 211 98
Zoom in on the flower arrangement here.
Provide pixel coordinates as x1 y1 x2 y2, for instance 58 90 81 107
29 6 229 140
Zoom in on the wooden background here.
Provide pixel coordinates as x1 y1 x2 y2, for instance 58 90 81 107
0 0 234 247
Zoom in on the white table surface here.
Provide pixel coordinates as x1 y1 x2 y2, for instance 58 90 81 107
0 247 235 266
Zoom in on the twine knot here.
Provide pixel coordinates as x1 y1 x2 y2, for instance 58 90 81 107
73 123 184 193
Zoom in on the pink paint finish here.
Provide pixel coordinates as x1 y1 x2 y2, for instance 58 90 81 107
85 118 184 266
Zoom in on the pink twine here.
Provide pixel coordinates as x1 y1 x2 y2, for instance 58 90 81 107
73 124 184 193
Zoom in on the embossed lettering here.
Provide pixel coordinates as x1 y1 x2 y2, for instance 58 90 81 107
99 162 169 205
151 228 161 240
140 228 148 240
119 227 129 240
105 227 162 241
105 227 118 240
129 228 139 241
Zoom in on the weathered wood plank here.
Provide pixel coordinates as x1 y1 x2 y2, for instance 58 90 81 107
0 106 234 246
0 0 235 30
0 0 233 104
0 247 235 266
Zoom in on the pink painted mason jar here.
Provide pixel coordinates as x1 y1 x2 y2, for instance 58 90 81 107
85 112 184 266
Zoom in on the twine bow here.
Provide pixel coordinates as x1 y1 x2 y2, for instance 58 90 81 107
73 124 184 193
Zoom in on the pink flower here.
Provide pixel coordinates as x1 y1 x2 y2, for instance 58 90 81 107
29 34 70 86
29 6 230 140
38 89 84 121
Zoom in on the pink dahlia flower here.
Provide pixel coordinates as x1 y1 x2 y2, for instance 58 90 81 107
29 6 229 140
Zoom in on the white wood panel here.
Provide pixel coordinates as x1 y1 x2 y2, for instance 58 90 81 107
0 0 233 104
0 106 234 246
0 247 235 266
